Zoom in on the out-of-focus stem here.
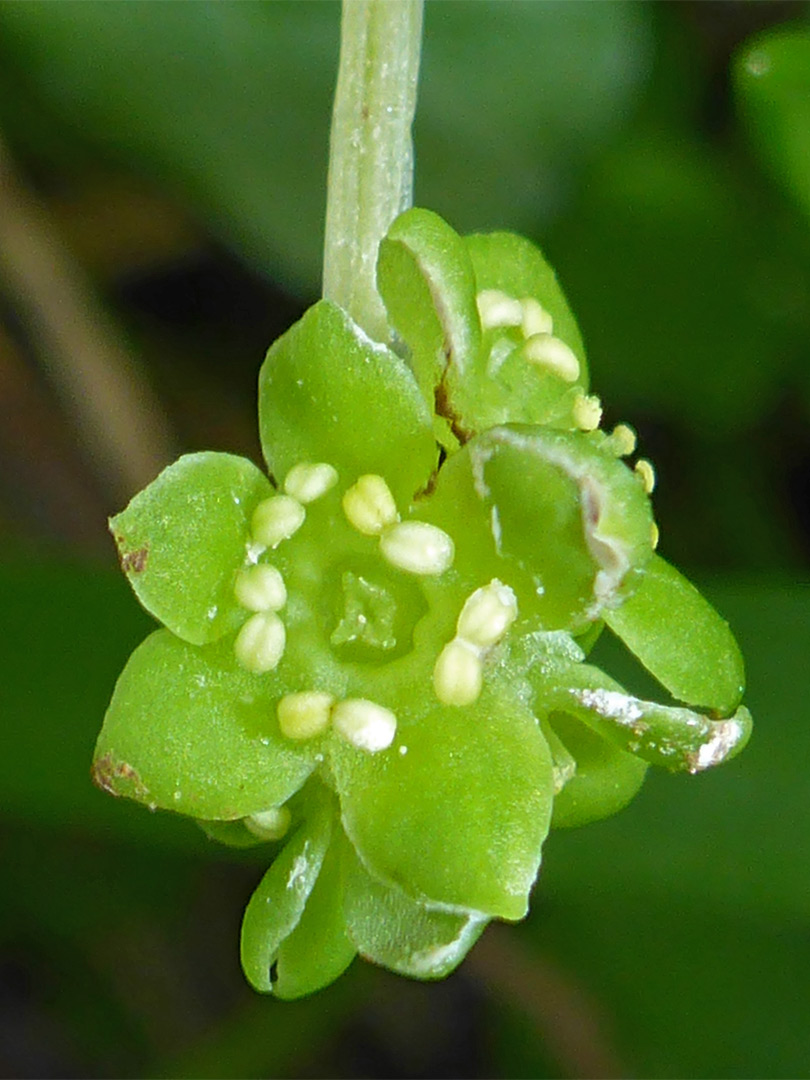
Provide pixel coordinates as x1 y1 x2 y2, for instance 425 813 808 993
322 0 423 343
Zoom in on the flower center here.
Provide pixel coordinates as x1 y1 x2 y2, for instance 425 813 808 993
326 561 427 664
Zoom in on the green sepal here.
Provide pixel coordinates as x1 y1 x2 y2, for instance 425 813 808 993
273 829 356 1000
543 663 752 774
544 712 648 829
604 554 745 716
329 681 554 921
93 629 315 820
377 207 481 430
425 425 654 630
110 452 273 645
342 835 487 980
240 796 333 994
443 230 588 434
258 299 437 505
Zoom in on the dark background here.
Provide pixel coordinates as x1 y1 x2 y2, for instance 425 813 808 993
1 3 809 1077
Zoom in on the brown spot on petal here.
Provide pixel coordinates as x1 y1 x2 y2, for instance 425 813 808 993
91 752 149 799
121 546 149 573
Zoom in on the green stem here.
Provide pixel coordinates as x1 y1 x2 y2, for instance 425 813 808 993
323 0 424 343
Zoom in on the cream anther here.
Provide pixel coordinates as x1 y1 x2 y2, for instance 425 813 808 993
573 392 603 432
433 639 483 706
251 495 305 548
342 474 398 536
233 611 286 673
476 288 523 330
635 458 656 494
650 521 660 550
456 579 518 648
522 334 580 383
332 698 397 753
277 691 334 740
245 806 291 840
611 423 637 457
283 462 338 504
233 564 287 612
379 521 454 576
520 297 554 338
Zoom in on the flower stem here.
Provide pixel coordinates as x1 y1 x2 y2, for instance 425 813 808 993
322 0 424 343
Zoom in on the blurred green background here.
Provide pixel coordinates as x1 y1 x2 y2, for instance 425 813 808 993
1 2 809 1076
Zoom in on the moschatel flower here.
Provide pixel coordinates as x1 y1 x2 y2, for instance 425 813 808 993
93 208 751 998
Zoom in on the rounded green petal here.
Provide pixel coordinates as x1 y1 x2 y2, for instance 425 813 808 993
110 452 272 645
93 630 315 820
240 798 333 994
377 207 481 425
425 425 654 631
258 299 437 505
329 681 554 921
604 554 745 716
342 834 486 979
544 713 647 830
273 830 356 1000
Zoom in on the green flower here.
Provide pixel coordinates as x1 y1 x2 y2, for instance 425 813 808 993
93 209 751 998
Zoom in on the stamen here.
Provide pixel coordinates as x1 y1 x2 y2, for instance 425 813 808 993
573 392 603 432
456 579 518 648
244 805 291 840
379 521 454 576
610 423 637 457
277 690 334 740
342 474 399 536
233 564 287 612
283 462 338 504
233 611 286 673
433 639 483 706
522 334 580 383
634 458 656 494
650 521 660 549
520 297 554 338
332 698 397 752
476 288 523 330
251 495 305 548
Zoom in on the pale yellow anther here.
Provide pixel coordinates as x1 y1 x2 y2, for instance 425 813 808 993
573 392 603 432
520 297 554 338
379 521 455 576
233 564 286 612
635 458 656 495
476 288 523 330
611 423 637 457
332 698 397 753
251 495 305 549
233 611 286 674
456 579 518 648
244 805 291 841
283 462 338 504
342 474 399 536
650 521 660 550
433 639 483 706
521 333 580 383
277 691 334 741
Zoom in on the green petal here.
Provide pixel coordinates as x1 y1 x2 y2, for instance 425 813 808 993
329 682 553 921
604 554 745 716
544 663 752 774
240 797 333 994
93 630 315 820
258 299 437 505
110 452 272 645
377 207 481 428
544 713 648 829
342 834 487 979
425 425 654 630
273 830 356 1000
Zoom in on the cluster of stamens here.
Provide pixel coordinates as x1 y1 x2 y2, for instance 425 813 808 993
476 288 605 433
277 690 397 753
433 579 518 706
342 474 455 577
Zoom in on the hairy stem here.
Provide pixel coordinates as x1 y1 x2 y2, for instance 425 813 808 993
323 0 423 343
